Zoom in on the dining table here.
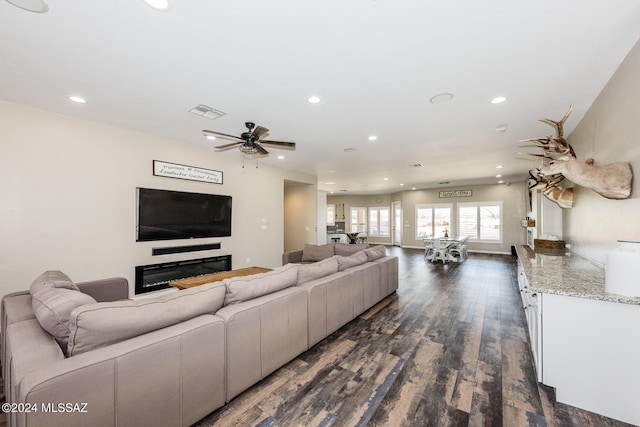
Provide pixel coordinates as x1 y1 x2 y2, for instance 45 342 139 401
423 236 462 263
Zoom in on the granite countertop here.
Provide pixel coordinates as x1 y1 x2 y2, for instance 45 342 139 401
515 245 640 306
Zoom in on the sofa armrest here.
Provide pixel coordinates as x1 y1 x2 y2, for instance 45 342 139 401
282 250 303 265
76 277 129 302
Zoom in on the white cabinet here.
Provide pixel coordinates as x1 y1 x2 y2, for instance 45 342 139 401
517 260 542 382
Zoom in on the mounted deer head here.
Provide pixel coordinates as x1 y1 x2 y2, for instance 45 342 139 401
528 170 574 209
521 105 632 200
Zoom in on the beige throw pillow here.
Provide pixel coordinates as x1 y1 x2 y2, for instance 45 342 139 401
364 245 387 261
301 243 335 262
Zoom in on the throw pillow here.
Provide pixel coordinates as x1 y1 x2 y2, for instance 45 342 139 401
364 245 387 262
336 250 368 271
67 280 227 356
223 263 298 305
30 271 97 354
30 270 79 295
334 242 369 256
301 243 335 262
297 257 339 284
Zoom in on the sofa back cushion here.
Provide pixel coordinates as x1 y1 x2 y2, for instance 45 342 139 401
336 250 368 271
223 264 298 306
297 257 339 284
364 245 387 261
29 271 97 354
67 281 226 356
334 242 369 256
301 243 335 262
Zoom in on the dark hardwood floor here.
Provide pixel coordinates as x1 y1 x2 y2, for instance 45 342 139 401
196 247 634 427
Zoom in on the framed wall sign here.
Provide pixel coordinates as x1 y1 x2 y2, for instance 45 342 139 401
439 189 472 198
153 160 223 184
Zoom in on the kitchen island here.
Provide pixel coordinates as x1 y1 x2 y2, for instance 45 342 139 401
515 245 640 426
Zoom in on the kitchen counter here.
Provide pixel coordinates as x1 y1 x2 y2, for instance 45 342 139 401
515 245 640 306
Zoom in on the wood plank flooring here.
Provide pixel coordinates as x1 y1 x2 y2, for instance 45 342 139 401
195 248 634 427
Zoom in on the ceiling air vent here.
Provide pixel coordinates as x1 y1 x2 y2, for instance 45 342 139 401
409 163 423 168
189 104 227 120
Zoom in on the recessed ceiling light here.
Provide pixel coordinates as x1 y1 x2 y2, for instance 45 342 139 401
325 182 336 185
429 93 454 104
368 136 377 141
5 0 48 13
68 95 86 104
495 124 507 133
205 135 216 140
307 96 321 104
277 155 285 160
144 0 171 11
496 174 502 178
344 148 357 153
383 177 389 181
496 165 503 169
498 180 504 184
411 187 417 191
491 96 507 104
400 183 404 186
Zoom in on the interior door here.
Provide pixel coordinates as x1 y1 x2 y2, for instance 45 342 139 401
392 201 402 246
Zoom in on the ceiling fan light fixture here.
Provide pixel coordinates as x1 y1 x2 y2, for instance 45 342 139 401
307 96 321 104
491 96 507 104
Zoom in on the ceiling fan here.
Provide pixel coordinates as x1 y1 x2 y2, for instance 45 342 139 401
203 122 296 157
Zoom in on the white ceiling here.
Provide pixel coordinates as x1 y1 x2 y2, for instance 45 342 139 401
2 0 640 194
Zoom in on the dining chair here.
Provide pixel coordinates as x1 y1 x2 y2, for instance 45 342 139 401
449 236 469 262
423 238 435 260
431 239 450 264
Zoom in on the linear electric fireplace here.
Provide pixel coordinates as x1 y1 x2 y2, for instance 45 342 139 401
135 255 232 294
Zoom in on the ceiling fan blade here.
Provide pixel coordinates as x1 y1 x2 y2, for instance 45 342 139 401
251 125 270 140
255 144 269 155
203 129 243 142
260 140 296 151
214 141 243 151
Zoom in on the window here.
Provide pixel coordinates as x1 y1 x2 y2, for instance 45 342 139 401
350 207 367 233
457 202 502 242
327 204 335 226
416 204 452 238
369 207 390 236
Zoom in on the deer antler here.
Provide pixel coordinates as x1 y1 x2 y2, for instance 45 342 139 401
519 105 576 159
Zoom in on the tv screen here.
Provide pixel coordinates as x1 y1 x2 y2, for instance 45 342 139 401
136 188 232 241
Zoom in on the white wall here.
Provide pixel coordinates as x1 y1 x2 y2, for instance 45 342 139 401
564 38 640 264
283 182 317 253
0 100 315 296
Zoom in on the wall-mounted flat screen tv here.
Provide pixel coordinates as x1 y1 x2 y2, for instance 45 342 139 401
136 188 232 241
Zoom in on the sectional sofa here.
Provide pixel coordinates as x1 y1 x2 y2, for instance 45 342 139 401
1 243 398 427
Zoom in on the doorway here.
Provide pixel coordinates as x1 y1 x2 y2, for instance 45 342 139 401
392 201 402 246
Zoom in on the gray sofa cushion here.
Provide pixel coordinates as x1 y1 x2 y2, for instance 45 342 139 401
297 257 339 284
301 243 335 262
30 270 79 294
223 264 298 306
67 281 226 356
334 242 369 256
31 286 97 353
336 250 368 271
29 271 97 354
364 245 387 261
